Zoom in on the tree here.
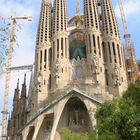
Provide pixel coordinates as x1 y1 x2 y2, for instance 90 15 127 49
0 17 11 70
0 16 21 73
123 80 140 107
94 80 140 140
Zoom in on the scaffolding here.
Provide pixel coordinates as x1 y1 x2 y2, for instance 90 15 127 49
118 0 139 83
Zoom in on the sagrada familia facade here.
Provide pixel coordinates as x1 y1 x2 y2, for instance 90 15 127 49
7 0 128 139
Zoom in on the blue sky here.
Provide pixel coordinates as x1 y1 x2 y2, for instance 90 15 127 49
0 0 140 132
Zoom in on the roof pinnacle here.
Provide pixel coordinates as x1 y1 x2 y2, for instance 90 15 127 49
17 79 19 89
24 73 26 85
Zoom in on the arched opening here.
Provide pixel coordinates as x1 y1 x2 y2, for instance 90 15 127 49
36 113 54 140
57 96 92 133
26 126 35 140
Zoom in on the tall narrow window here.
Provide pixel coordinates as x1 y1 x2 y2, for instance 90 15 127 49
53 41 55 61
105 69 109 86
117 44 121 66
112 42 116 56
65 38 67 58
40 51 42 63
49 48 52 67
48 74 51 89
36 53 38 73
102 42 107 62
108 42 112 63
88 34 91 53
40 50 42 70
61 37 63 58
121 47 125 68
44 49 47 62
112 42 117 63
57 39 59 58
92 34 96 53
97 36 101 56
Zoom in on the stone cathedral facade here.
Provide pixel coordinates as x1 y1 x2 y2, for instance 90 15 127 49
7 0 128 139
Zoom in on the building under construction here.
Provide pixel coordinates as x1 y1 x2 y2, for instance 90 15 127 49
3 0 131 139
118 0 139 84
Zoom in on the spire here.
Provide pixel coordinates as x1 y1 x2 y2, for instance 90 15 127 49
52 0 67 35
24 73 26 85
13 79 19 101
7 112 11 137
100 0 127 96
52 0 69 61
101 0 120 38
17 79 19 89
83 0 106 87
36 0 52 46
84 0 100 30
8 112 11 121
51 0 70 89
84 0 102 56
21 74 26 98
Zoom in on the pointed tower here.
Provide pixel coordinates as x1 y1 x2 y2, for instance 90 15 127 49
7 113 11 138
20 74 27 128
34 0 52 108
21 74 26 99
36 0 51 46
51 0 70 89
10 111 14 139
12 80 20 137
101 0 127 96
13 79 19 107
84 0 106 94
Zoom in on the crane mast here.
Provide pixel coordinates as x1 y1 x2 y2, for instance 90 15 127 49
118 0 139 83
1 14 32 140
75 0 82 27
76 0 80 18
1 17 16 140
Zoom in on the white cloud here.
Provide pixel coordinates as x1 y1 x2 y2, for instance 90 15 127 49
115 0 140 18
0 0 36 18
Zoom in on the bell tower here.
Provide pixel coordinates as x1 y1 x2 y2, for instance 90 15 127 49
33 0 52 108
84 0 106 94
101 0 127 96
51 0 70 89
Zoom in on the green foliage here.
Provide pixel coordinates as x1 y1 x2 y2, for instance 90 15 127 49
0 17 10 68
0 16 21 71
0 17 11 69
123 80 140 108
60 128 88 140
95 81 140 140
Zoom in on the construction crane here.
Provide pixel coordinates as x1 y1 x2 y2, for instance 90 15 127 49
118 0 139 83
9 64 33 71
1 14 32 140
0 64 33 75
76 0 80 19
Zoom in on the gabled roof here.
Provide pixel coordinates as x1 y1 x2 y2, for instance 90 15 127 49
20 87 103 132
